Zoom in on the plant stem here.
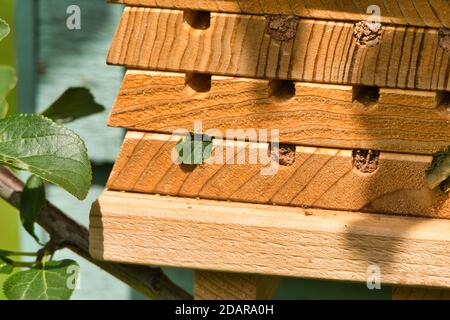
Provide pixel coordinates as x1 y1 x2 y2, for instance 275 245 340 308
0 166 192 300
9 261 37 268
2 251 38 257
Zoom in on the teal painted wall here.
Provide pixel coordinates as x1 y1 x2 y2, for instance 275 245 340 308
18 0 130 300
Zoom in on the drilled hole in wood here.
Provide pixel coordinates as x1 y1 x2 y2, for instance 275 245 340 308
354 86 380 106
270 144 296 166
185 73 212 93
268 80 296 101
353 21 382 47
438 92 450 115
352 149 380 173
184 10 211 30
265 15 299 41
439 28 450 54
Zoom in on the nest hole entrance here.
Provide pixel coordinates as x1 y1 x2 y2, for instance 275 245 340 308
184 10 211 30
354 86 380 106
268 80 296 101
352 149 380 174
185 73 212 93
270 144 296 166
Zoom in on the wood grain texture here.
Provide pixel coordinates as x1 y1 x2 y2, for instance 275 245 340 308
107 8 450 91
392 287 450 300
108 0 450 28
109 71 450 154
195 271 279 300
107 132 450 218
89 191 450 288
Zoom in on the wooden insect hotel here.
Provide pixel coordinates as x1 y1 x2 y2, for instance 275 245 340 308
90 0 450 300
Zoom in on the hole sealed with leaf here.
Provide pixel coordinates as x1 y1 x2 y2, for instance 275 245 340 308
184 10 211 30
176 133 213 165
185 73 212 93
268 80 296 101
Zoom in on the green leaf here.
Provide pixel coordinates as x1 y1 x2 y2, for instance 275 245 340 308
3 260 79 300
0 66 17 118
427 148 450 192
20 175 46 243
0 114 92 199
0 257 14 275
0 19 10 42
176 134 213 165
41 88 105 124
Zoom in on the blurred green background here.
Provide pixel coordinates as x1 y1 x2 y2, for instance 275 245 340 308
0 0 391 300
0 0 20 301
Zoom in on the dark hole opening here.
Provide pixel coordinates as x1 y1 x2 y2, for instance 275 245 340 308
268 80 296 101
185 73 212 93
354 86 380 105
184 10 211 30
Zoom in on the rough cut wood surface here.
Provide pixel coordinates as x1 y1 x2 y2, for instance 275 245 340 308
195 271 279 300
107 8 450 91
107 132 450 218
109 71 450 154
392 287 450 300
108 0 450 28
89 191 450 288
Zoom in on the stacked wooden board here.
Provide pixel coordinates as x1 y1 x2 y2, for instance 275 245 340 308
90 0 450 300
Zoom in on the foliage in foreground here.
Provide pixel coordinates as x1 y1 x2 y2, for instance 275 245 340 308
0 18 103 300
427 148 450 193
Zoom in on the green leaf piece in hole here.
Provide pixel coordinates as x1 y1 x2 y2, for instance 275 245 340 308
0 65 17 118
0 114 92 199
176 133 213 165
427 147 450 193
0 19 10 42
41 87 105 124
3 260 79 300
20 175 46 243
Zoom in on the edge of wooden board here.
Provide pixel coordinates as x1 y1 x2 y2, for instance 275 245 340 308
106 131 450 219
107 0 450 28
90 190 450 289
107 8 450 91
108 70 450 155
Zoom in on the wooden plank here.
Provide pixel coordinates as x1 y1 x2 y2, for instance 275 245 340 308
89 190 450 288
107 8 450 91
195 271 279 300
108 0 450 28
107 132 450 218
392 287 450 300
109 71 450 154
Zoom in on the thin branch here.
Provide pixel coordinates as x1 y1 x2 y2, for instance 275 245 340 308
0 166 192 300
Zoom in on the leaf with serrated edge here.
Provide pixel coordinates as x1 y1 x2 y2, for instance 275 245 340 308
20 175 46 243
3 260 79 300
0 19 9 42
0 114 92 199
41 88 105 124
